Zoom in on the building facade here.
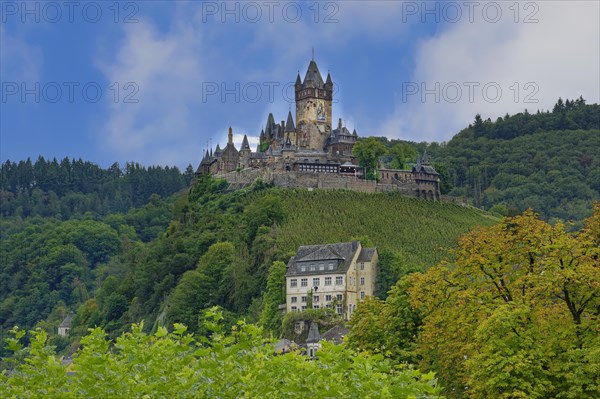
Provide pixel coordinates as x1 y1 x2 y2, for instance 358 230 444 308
285 241 378 320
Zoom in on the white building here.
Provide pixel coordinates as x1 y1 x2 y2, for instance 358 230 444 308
285 241 378 320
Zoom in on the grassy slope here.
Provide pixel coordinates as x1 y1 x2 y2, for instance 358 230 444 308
267 189 498 269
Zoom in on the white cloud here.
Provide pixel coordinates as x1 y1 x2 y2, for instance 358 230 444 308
96 13 206 167
0 26 42 82
379 1 600 142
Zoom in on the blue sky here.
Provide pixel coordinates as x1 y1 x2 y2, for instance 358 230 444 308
1 1 599 169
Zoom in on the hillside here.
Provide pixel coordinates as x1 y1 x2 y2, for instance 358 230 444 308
372 99 600 224
0 176 496 354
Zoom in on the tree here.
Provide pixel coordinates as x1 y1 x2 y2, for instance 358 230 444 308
2 312 442 398
352 137 386 180
409 206 600 398
259 261 286 336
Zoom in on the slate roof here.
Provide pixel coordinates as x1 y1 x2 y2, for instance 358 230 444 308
357 247 377 262
302 60 325 88
241 135 250 151
321 325 349 345
60 313 74 328
285 111 296 132
287 241 375 277
306 322 321 343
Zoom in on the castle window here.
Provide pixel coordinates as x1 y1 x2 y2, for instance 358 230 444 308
360 262 365 270
360 291 365 300
336 294 343 301
335 276 343 285
290 279 297 287
325 295 332 302
291 296 297 303
328 263 334 270
313 305 320 309
291 306 297 312
302 306 307 311
310 264 316 271
324 277 332 286
301 278 308 287
313 295 319 303
336 304 343 314
319 264 325 271
312 278 320 287
300 265 306 272
360 277 365 285
301 296 307 303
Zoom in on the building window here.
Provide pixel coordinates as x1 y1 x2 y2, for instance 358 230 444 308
291 296 297 303
291 306 297 312
313 295 320 303
360 262 365 270
312 278 320 287
301 306 307 311
313 305 320 309
310 264 316 271
290 279 297 287
300 265 306 272
301 296 307 303
336 304 343 314
360 291 365 300
360 277 365 285
328 263 334 270
319 263 325 271
301 278 308 287
336 294 343 301
335 276 343 285
325 294 332 302
324 277 332 286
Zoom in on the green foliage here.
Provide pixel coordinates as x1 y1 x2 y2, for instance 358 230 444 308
2 314 442 398
348 276 422 365
409 206 600 398
0 157 190 219
352 137 387 179
259 261 287 336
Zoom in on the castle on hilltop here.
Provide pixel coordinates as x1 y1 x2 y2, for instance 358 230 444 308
197 58 441 200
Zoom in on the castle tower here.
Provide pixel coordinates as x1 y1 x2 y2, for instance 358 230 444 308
295 58 333 150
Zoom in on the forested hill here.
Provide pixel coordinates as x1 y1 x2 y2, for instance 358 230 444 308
436 99 599 224
0 157 195 218
373 98 599 225
0 177 495 358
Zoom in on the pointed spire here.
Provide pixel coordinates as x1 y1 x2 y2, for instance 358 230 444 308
295 72 302 86
285 110 296 132
326 71 332 85
228 126 233 145
303 59 325 88
210 147 213 157
352 128 357 137
260 128 265 138
214 144 222 157
241 134 250 150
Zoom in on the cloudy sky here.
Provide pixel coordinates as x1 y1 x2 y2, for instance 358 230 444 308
1 1 598 169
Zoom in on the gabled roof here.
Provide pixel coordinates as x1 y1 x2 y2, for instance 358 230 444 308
296 246 343 262
357 248 377 262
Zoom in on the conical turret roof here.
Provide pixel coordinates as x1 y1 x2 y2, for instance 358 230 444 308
241 134 250 150
303 60 325 88
285 110 296 132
